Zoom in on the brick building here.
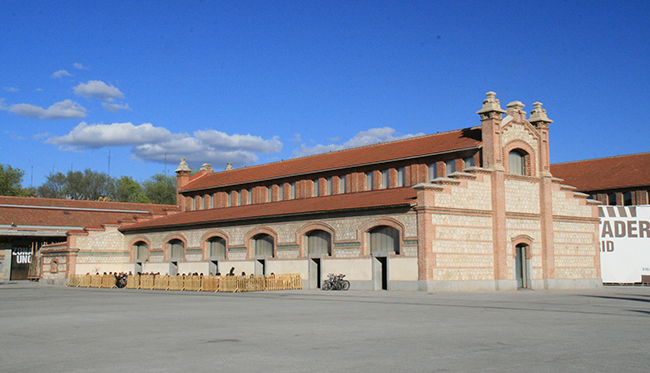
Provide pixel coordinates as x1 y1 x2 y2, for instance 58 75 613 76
551 152 650 206
39 92 602 291
0 197 178 284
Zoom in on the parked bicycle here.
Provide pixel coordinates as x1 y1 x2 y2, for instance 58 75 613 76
322 273 350 291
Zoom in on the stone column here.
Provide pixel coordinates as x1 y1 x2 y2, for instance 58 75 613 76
530 103 555 287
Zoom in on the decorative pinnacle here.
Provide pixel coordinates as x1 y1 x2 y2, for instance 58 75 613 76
477 91 505 114
175 158 191 173
225 162 234 171
529 102 553 123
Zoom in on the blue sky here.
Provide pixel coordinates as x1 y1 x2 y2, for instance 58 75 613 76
1 0 649 188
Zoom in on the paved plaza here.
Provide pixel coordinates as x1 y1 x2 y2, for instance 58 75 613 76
1 282 649 372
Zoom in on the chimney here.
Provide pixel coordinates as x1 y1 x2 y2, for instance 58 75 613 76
225 162 234 171
477 92 506 171
175 158 191 210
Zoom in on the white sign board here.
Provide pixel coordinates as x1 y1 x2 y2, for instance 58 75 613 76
599 205 650 283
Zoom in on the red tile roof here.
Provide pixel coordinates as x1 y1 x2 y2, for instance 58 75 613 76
121 187 417 232
182 127 482 192
0 196 178 230
0 196 177 212
551 152 650 191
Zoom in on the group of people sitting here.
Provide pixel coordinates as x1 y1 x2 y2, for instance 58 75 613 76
92 268 277 288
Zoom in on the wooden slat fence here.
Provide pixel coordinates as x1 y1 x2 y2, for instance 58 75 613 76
65 273 302 293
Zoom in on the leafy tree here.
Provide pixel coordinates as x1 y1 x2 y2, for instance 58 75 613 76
142 173 177 205
114 176 150 203
37 169 115 200
0 164 28 196
37 172 67 199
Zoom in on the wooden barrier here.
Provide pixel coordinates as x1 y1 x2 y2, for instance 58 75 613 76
154 275 170 290
78 274 91 287
201 276 220 292
67 273 302 293
101 275 117 289
90 275 102 288
68 274 81 287
126 275 140 289
140 275 155 290
184 275 202 291
218 276 240 292
169 275 184 291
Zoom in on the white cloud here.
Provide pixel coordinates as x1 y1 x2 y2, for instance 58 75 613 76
293 127 425 157
46 122 170 148
73 80 124 101
102 102 132 112
3 87 18 92
73 63 86 70
0 98 7 110
7 100 87 120
194 130 282 153
45 122 284 168
52 70 73 78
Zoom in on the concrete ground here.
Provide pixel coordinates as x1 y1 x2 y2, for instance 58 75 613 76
0 282 649 372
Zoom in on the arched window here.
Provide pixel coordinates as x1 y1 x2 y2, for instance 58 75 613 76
168 239 184 261
509 149 528 175
369 226 400 255
207 237 226 259
608 193 617 206
253 234 274 258
623 192 633 206
306 230 331 256
134 241 149 262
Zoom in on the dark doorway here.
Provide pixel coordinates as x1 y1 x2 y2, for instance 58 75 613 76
309 258 321 289
10 247 31 280
374 256 388 290
515 244 529 289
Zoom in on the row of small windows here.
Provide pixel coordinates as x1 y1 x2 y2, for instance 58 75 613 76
133 226 401 261
191 156 479 210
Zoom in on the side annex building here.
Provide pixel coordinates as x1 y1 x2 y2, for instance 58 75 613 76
40 92 602 291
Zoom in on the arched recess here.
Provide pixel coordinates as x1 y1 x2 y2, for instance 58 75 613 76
512 235 534 289
296 222 335 257
200 230 230 260
305 230 332 257
503 140 537 177
127 237 152 262
245 227 278 259
359 218 404 256
50 259 59 274
511 235 534 259
160 234 187 262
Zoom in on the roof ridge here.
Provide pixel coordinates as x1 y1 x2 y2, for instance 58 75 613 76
552 151 650 166
183 127 479 190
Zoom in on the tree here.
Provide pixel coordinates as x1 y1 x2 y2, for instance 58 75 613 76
114 176 150 203
142 173 177 205
0 164 28 196
37 169 115 200
37 172 67 199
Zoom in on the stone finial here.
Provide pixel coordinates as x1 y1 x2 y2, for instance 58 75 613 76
505 101 526 121
225 162 234 171
529 102 553 123
175 158 191 173
200 163 213 172
477 91 505 114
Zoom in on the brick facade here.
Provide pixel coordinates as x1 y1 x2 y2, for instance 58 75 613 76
40 92 602 291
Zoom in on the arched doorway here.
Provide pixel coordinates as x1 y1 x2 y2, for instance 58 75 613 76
305 229 332 288
515 244 530 289
167 239 184 275
252 234 274 275
133 241 148 274
368 225 400 290
207 237 226 275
